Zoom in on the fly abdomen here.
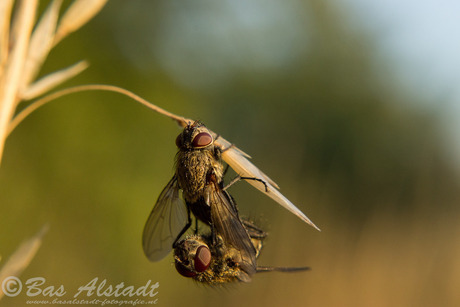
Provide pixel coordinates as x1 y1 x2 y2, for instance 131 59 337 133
189 198 212 225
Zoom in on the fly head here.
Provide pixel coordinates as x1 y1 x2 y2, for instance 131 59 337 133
175 121 214 152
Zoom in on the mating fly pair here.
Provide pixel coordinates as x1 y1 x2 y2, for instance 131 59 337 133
142 121 319 284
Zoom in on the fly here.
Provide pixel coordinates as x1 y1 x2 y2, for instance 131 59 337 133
174 219 310 285
140 102 320 233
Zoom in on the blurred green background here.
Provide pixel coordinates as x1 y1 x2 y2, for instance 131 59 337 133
1 0 460 306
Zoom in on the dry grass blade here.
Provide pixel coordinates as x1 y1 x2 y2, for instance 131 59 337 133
0 0 37 107
0 0 106 166
21 60 88 100
54 0 108 45
8 0 37 57
8 85 189 136
0 225 48 300
0 0 14 69
0 0 37 165
20 0 62 93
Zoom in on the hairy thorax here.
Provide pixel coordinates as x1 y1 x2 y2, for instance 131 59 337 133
175 148 224 203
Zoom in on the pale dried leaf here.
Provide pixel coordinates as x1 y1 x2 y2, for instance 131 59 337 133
0 225 48 300
8 0 37 55
21 60 88 100
54 0 107 45
0 0 37 166
0 0 14 71
0 0 37 151
21 0 62 91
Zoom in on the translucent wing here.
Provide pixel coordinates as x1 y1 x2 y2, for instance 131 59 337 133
205 183 257 277
213 134 321 231
142 176 188 262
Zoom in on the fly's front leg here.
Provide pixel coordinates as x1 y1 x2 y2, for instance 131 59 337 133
173 205 192 248
213 135 235 154
242 220 267 240
214 145 230 179
224 176 269 192
223 164 230 176
194 218 199 235
210 222 217 246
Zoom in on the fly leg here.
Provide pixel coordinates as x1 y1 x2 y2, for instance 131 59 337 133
172 205 192 248
224 191 240 217
242 220 267 240
221 144 234 153
224 176 269 192
194 218 199 235
223 163 230 176
210 222 217 246
213 135 234 153
215 138 268 191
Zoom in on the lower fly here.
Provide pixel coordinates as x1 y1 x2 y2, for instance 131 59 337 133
173 219 310 285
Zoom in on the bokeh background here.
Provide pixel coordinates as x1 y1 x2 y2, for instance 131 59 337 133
2 0 460 306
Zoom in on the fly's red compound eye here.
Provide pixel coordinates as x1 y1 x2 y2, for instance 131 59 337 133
194 246 211 272
175 261 197 278
192 132 212 148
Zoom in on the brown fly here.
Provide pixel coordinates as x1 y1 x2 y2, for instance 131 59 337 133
174 219 310 285
140 101 321 232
